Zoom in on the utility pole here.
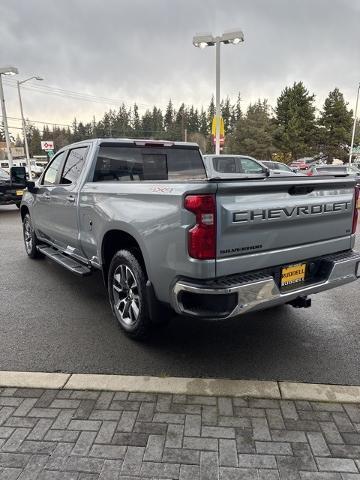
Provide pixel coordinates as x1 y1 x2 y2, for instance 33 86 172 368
0 70 18 168
16 76 43 179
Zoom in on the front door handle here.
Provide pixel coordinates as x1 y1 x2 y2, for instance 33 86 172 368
66 195 75 203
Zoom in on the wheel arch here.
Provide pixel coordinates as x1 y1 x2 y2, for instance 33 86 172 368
101 229 148 286
20 204 29 220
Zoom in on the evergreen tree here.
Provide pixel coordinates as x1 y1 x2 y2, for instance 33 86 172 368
27 125 42 156
273 82 317 160
164 99 174 138
228 99 275 158
132 103 141 136
222 97 233 135
319 88 353 161
233 92 242 122
199 108 208 136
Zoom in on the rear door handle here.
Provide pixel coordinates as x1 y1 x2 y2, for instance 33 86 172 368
66 195 75 203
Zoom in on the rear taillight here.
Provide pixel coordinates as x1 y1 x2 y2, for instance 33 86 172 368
352 187 359 234
184 194 216 260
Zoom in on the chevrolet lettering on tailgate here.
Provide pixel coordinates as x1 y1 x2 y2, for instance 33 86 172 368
233 201 352 223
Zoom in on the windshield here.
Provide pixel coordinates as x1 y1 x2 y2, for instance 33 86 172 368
0 168 9 179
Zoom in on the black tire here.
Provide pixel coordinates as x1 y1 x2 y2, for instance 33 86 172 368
108 249 152 340
22 213 43 259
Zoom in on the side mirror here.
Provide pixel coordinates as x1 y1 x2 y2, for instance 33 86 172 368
26 181 36 192
10 166 27 187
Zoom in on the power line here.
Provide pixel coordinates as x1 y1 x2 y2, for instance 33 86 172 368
2 79 151 108
0 114 72 128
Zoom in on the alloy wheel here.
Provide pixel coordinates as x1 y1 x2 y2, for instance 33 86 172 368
112 264 140 326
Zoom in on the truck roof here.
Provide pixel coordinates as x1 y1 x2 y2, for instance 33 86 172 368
64 138 200 149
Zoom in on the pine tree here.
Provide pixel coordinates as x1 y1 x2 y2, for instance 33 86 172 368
164 99 174 138
228 99 275 158
132 103 141 136
234 93 242 122
273 82 317 160
319 88 353 161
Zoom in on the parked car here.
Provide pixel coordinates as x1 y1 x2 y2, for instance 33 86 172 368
290 157 317 170
202 154 268 178
0 167 25 208
0 159 42 178
307 164 360 185
259 160 300 175
17 139 360 339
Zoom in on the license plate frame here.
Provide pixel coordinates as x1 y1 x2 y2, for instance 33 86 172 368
281 263 306 288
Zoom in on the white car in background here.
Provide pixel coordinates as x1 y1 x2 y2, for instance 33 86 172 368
0 159 44 178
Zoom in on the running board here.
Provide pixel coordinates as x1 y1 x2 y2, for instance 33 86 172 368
37 245 92 276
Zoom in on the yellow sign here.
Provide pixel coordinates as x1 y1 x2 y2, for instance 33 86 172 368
211 116 225 137
281 263 306 287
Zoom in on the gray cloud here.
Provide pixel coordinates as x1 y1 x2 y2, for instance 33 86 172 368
1 0 359 131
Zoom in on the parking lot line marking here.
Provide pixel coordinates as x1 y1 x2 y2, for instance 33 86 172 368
64 374 281 399
280 381 360 403
0 371 70 389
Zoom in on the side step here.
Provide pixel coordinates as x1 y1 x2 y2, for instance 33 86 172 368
37 245 92 277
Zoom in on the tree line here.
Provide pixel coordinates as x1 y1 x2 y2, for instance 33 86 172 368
2 82 359 163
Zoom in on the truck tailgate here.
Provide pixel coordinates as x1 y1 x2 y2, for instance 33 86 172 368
216 177 356 277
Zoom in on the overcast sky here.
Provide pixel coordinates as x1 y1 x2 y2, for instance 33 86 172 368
1 0 359 135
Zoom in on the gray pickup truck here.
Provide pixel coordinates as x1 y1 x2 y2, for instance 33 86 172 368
18 138 360 339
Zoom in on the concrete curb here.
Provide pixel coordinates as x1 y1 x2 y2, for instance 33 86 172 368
0 371 70 389
1 371 360 403
64 374 280 399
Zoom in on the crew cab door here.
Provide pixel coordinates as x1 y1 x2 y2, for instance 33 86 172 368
48 146 88 256
32 150 67 242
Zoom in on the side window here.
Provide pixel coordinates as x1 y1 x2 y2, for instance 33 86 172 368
42 152 66 185
213 157 238 174
60 147 87 185
240 158 264 174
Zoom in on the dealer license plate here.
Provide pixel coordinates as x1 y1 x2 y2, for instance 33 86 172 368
281 263 306 287
16 190 24 196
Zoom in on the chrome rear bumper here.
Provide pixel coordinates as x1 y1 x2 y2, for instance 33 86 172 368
172 250 360 319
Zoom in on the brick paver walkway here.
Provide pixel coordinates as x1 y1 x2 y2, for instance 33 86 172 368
0 387 359 479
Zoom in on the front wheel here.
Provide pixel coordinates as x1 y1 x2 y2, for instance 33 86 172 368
108 250 151 340
23 213 43 259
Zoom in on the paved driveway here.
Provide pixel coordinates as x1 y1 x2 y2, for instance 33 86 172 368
0 205 359 385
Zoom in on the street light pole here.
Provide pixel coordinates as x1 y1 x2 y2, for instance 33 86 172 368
349 82 360 165
0 66 18 169
193 30 244 155
215 38 221 155
17 76 43 180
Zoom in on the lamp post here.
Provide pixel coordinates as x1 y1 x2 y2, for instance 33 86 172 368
349 82 360 165
17 76 43 179
0 66 18 169
193 30 244 155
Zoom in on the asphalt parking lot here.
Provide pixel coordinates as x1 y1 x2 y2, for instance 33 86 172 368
1 205 359 385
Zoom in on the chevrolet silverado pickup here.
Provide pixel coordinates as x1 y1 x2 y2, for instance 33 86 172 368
17 138 360 339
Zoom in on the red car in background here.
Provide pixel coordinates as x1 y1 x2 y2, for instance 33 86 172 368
290 157 316 171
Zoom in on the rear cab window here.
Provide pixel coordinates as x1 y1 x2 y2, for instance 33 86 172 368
92 143 206 182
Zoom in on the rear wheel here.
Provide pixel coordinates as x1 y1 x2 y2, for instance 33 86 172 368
22 213 43 259
108 250 151 340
